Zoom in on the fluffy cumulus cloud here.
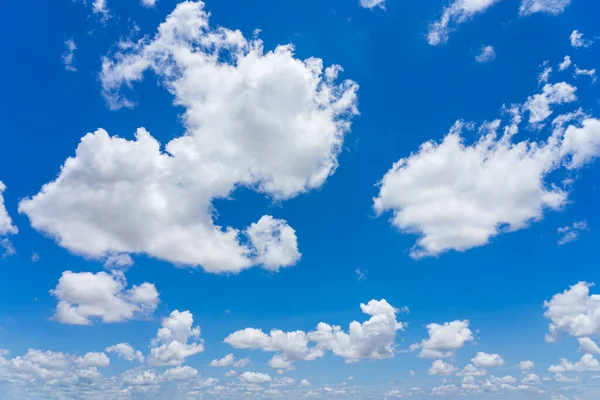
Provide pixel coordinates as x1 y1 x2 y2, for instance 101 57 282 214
520 360 535 373
161 365 198 381
428 360 457 376
50 270 159 325
412 320 474 359
210 354 235 367
239 371 272 384
19 0 357 275
524 82 576 124
549 354 600 373
148 310 204 366
544 282 600 341
427 0 501 46
472 352 505 368
225 299 406 369
475 46 496 63
374 82 600 258
106 343 144 362
519 0 571 16
359 0 386 9
0 348 113 397
578 338 600 354
141 0 157 7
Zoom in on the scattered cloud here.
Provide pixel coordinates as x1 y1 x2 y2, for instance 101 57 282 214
544 282 600 341
574 66 597 82
62 39 77 72
559 56 572 71
225 299 406 368
50 270 159 325
571 30 593 48
428 0 500 46
520 360 535 373
355 268 367 281
106 343 144 362
413 320 474 359
475 46 496 63
539 64 553 84
374 82 600 258
549 354 600 373
141 0 157 7
472 352 505 368
148 310 204 366
359 0 385 10
519 0 571 16
428 360 457 376
557 220 589 245
578 338 600 354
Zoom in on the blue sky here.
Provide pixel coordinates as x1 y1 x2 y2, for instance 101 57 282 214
0 0 599 398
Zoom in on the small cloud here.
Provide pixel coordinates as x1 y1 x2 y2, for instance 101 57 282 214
574 66 597 83
31 252 40 262
141 0 157 7
557 220 589 245
0 239 15 258
571 30 593 48
62 39 77 72
359 0 386 10
355 268 367 281
558 55 572 71
475 46 496 63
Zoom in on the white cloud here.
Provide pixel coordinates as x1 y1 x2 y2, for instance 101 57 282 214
245 216 301 270
62 39 77 72
225 299 406 368
522 373 541 384
233 357 251 368
0 182 17 236
271 377 296 387
472 352 504 368
544 282 600 341
122 369 159 386
162 365 198 381
428 360 457 376
539 65 552 84
520 360 535 373
355 268 367 281
525 82 577 124
148 310 204 366
210 354 235 367
92 0 109 19
560 117 600 168
578 338 600 354
519 0 571 16
359 0 385 9
414 320 474 359
141 0 157 7
20 1 357 275
458 363 488 376
106 343 144 362
374 83 600 259
50 270 159 325
475 46 496 63
239 371 272 384
574 66 597 82
557 220 589 245
549 354 600 373
300 379 310 386
224 370 237 377
570 30 593 48
0 348 111 391
558 56 572 71
77 352 110 367
427 0 501 46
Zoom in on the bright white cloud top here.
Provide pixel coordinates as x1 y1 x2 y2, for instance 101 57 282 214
18 0 358 274
428 0 501 46
519 0 572 16
50 270 159 325
148 310 204 366
374 80 600 259
0 181 17 237
224 299 406 369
